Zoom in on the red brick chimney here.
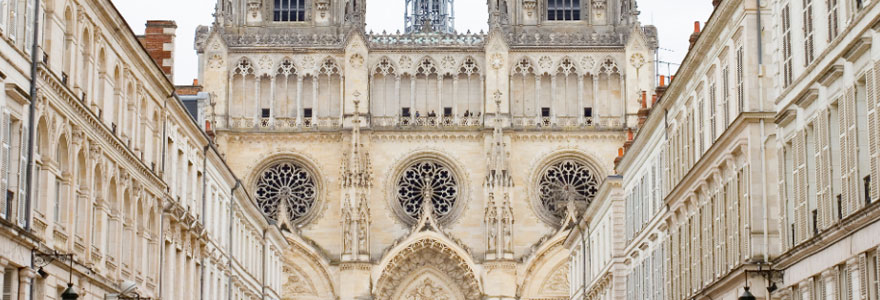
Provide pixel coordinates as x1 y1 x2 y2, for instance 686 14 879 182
140 20 177 81
637 91 651 128
689 21 701 50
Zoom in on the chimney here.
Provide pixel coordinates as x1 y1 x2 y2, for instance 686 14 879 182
689 21 701 50
614 147 625 167
141 20 177 81
655 75 668 101
638 91 650 128
623 128 635 152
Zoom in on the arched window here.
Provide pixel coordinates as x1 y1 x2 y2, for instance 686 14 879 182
547 0 581 21
274 0 307 22
254 161 317 224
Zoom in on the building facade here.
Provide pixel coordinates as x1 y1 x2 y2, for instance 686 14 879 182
0 0 287 299
568 0 880 300
194 0 656 299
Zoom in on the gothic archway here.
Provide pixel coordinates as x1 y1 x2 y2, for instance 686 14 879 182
374 238 481 300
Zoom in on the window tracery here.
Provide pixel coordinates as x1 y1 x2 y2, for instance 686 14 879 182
395 161 459 223
459 57 480 76
513 58 535 75
234 59 255 75
255 161 318 224
277 58 297 76
537 159 599 223
374 58 396 75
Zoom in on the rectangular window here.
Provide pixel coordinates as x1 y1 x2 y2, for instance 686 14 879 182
303 108 313 118
709 80 718 141
803 0 815 65
443 107 452 117
2 268 14 300
261 108 271 118
401 107 411 117
782 3 793 87
855 78 871 204
547 0 581 21
53 177 61 223
274 0 307 22
736 46 745 113
827 0 840 41
830 102 843 218
784 141 795 247
583 107 592 118
541 107 551 117
722 66 731 127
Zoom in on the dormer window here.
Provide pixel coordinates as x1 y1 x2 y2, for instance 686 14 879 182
547 0 581 21
274 0 307 22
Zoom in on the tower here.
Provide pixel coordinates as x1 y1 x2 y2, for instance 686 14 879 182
404 0 455 33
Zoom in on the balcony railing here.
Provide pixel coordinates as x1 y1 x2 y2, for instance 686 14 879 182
372 116 482 128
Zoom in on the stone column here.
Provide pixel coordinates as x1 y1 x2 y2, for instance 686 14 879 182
0 258 8 294
17 268 34 300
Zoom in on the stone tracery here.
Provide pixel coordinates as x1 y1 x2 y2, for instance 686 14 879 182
254 161 318 224
537 159 600 223
395 160 459 223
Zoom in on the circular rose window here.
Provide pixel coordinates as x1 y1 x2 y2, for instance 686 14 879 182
254 162 318 224
395 160 459 224
537 159 600 224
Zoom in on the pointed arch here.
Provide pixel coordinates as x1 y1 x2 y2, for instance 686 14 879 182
374 236 482 300
519 233 571 300
280 234 336 299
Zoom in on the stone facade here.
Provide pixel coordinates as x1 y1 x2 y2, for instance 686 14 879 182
195 0 655 299
568 0 880 300
0 0 285 299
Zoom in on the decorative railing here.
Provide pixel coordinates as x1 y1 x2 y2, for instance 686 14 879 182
366 30 486 48
372 116 482 128
509 116 622 129
224 117 343 130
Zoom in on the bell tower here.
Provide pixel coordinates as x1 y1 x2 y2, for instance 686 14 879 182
404 0 455 33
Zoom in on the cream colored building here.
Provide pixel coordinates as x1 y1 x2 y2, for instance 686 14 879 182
0 0 286 299
193 0 657 299
568 0 880 300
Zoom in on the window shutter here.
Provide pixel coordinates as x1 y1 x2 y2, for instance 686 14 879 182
0 113 8 219
740 165 750 260
874 252 880 299
16 122 27 227
845 87 860 214
779 146 790 251
794 131 808 243
733 168 742 263
818 110 834 229
839 87 857 217
867 68 880 204
858 254 868 300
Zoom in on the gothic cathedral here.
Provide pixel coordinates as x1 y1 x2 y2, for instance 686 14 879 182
195 0 656 299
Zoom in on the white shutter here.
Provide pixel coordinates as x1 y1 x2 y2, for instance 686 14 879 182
794 131 808 243
1 268 12 300
17 122 27 227
839 87 858 217
741 165 751 260
818 110 834 229
858 254 868 300
779 146 790 251
0 113 8 219
867 68 880 204
845 87 860 213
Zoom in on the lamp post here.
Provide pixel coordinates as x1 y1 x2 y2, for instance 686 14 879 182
33 250 78 299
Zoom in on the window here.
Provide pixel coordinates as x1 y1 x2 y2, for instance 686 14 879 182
736 46 745 113
274 0 307 22
855 79 871 204
261 108 271 118
0 114 9 219
303 108 313 118
584 107 592 118
254 161 317 224
541 107 550 117
722 66 731 127
401 107 411 117
547 0 581 21
53 176 61 223
443 107 452 117
803 0 816 65
827 0 840 41
782 3 793 87
709 79 718 141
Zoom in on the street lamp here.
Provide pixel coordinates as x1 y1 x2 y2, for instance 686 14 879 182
60 283 79 300
738 286 756 300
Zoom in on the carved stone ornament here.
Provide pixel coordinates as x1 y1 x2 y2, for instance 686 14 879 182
349 54 365 68
523 0 537 16
404 278 453 300
247 0 262 18
316 0 330 17
440 56 457 73
536 159 599 225
490 53 504 70
254 162 318 224
395 160 459 224
630 53 646 69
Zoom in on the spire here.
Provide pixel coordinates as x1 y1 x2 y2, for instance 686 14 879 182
487 90 511 188
404 0 455 33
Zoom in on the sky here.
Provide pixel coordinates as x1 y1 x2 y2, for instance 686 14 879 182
113 0 714 85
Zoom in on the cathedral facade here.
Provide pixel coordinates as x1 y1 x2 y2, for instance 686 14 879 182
195 0 655 299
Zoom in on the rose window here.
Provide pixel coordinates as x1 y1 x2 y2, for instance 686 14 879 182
396 161 458 222
537 160 599 222
255 162 317 224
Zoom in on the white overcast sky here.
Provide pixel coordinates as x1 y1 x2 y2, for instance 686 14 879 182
113 0 713 85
